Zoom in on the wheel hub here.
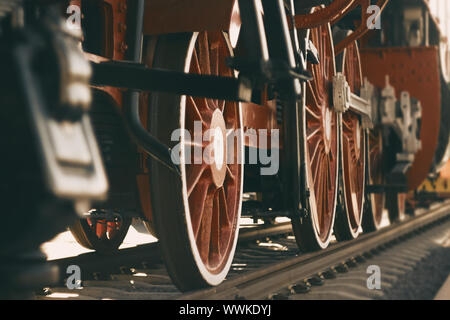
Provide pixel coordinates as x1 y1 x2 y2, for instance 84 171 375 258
209 109 227 188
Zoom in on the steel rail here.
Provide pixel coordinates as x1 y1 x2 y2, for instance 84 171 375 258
179 201 450 299
49 221 293 280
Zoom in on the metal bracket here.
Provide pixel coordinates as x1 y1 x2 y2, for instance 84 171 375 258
366 184 408 193
91 61 253 103
360 78 377 129
380 76 422 163
332 72 372 128
306 39 320 65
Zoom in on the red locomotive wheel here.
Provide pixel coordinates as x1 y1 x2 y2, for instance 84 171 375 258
362 129 386 231
334 39 366 241
69 214 132 253
292 22 339 250
146 31 243 291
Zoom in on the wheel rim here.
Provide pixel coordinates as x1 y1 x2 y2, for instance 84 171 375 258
368 128 385 228
341 41 366 234
304 23 339 246
183 31 242 273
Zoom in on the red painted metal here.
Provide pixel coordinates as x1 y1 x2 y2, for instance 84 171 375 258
241 104 279 149
184 32 242 272
241 95 280 149
341 41 366 234
143 0 240 39
86 218 121 241
77 0 128 107
334 0 389 54
304 23 338 245
294 0 357 29
360 47 441 191
293 0 389 54
71 0 149 246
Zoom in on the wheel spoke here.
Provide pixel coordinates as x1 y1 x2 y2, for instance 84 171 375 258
192 49 201 75
307 82 323 114
197 189 214 263
310 139 324 164
198 32 211 76
313 151 325 189
306 105 321 120
307 126 321 140
211 46 220 108
219 187 231 226
210 191 221 261
226 165 236 182
187 164 208 197
186 96 207 127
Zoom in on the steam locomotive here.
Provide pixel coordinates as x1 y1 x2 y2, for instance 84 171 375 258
0 0 449 294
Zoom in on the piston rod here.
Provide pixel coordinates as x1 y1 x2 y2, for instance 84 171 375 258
91 61 253 103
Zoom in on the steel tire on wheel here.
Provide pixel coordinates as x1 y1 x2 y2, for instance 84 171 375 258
146 32 243 291
292 21 339 251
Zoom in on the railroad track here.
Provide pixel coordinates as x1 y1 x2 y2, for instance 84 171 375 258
37 201 450 300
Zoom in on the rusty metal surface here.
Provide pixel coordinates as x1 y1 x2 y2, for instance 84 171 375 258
143 0 240 36
334 0 389 54
293 0 389 54
241 99 280 149
78 0 153 225
78 0 128 107
360 46 441 191
294 0 357 29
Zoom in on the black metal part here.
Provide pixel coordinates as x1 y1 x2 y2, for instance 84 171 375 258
387 162 411 186
227 57 312 84
366 184 408 193
120 0 178 175
261 0 305 218
91 61 253 103
0 250 59 299
262 0 301 98
11 25 107 201
237 0 270 62
93 0 309 179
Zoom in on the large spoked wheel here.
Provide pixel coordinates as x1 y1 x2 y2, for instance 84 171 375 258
69 213 132 254
146 32 243 291
292 22 339 251
334 38 366 241
362 128 386 232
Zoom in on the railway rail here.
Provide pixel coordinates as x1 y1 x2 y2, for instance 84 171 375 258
37 200 450 300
